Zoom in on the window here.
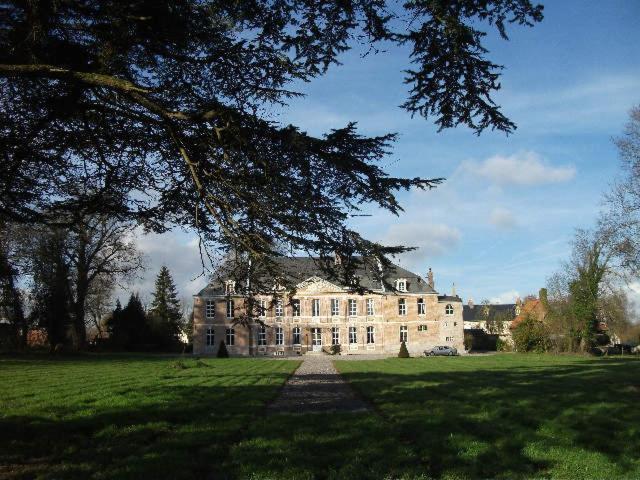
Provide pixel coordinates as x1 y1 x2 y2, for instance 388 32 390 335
418 324 428 332
276 327 284 345
454 322 457 326
226 299 234 318
225 280 236 295
205 300 215 319
398 298 407 316
206 328 215 346
258 299 266 317
226 328 235 346
257 326 266 346
275 299 284 317
292 326 301 345
312 299 320 317
446 336 454 342
396 279 406 292
445 304 454 315
417 298 425 315
400 325 408 343
332 327 340 345
331 298 340 316
292 299 301 317
348 299 357 316
349 326 357 344
366 326 375 344
366 298 375 316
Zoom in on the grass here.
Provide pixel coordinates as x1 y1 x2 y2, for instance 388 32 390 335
0 355 299 479
1 354 639 479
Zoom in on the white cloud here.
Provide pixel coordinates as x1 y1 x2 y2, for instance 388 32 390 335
489 207 517 230
460 151 576 186
489 290 521 304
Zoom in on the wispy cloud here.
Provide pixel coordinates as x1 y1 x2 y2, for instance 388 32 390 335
489 207 518 230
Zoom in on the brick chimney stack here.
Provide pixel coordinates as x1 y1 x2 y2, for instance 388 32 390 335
468 298 474 309
427 267 434 289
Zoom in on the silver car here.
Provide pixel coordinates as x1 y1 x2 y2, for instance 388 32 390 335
425 346 458 356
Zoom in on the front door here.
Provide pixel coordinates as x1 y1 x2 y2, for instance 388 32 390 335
311 328 322 351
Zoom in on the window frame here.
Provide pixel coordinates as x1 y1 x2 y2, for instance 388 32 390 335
292 299 301 317
311 298 320 317
400 325 408 343
398 298 407 316
258 299 267 318
445 303 454 316
275 327 284 345
366 298 375 316
206 327 215 346
417 298 425 315
257 325 267 346
331 298 340 316
205 300 215 319
348 299 357 316
396 279 407 292
275 298 284 317
226 328 235 346
292 326 301 345
349 326 357 344
226 299 235 319
366 325 375 344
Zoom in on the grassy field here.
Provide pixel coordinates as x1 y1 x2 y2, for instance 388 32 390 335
1 354 639 479
0 355 299 479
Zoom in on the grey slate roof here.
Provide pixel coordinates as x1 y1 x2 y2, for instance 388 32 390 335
196 256 437 296
463 303 516 322
438 295 463 303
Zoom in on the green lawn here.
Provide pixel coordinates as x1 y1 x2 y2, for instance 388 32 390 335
1 354 639 479
0 355 299 479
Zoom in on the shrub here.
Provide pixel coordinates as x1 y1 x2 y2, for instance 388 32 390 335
398 341 410 358
171 359 187 369
217 341 229 358
330 344 341 355
496 338 512 352
512 316 551 353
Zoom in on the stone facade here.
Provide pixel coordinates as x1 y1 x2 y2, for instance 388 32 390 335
193 259 464 357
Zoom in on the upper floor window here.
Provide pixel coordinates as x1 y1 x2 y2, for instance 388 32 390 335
331 327 340 345
349 326 357 344
206 300 215 319
226 299 235 318
445 304 454 315
366 298 375 316
258 299 267 317
226 328 235 346
331 298 340 316
206 328 215 346
276 327 284 345
396 279 407 292
366 326 375 344
418 324 428 332
348 299 357 316
398 298 407 316
417 298 425 315
292 326 301 345
400 325 408 343
257 326 266 346
275 299 284 317
292 299 301 317
312 299 320 317
225 280 236 295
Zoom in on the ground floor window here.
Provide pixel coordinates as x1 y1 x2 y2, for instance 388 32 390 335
418 324 428 332
400 325 408 343
226 328 235 346
206 327 215 346
366 326 375 344
276 327 284 345
349 326 357 344
257 326 266 346
331 327 340 345
292 326 301 345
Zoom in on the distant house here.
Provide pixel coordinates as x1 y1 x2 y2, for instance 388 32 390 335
463 300 516 348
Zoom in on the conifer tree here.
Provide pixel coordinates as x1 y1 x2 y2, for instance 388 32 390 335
149 266 182 347
398 341 410 358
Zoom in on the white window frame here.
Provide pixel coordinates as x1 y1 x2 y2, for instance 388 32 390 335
257 326 266 346
276 327 284 345
226 328 235 346
349 326 357 344
292 299 301 317
398 298 407 316
205 300 215 319
225 280 236 295
206 327 215 346
348 299 357 316
417 298 425 315
418 324 428 332
275 299 284 317
396 279 407 292
226 299 234 318
366 326 375 344
312 298 320 317
292 326 301 345
400 325 408 343
445 304 454 315
258 299 267 317
366 298 375 316
331 298 340 316
331 327 340 345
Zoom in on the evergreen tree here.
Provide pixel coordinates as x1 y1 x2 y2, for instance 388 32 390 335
148 267 183 347
398 341 410 358
217 341 229 358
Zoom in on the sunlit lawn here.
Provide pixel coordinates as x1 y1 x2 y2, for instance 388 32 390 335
2 354 639 479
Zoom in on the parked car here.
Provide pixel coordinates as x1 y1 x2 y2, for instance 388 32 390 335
424 346 458 356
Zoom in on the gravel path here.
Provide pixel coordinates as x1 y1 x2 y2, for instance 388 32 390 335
267 355 370 414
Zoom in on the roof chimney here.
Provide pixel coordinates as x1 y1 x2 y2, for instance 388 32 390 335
452 282 456 297
427 267 434 289
468 298 474 309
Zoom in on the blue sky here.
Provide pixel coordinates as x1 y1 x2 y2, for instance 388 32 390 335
131 1 640 308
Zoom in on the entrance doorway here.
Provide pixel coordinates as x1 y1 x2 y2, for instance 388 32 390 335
311 328 322 352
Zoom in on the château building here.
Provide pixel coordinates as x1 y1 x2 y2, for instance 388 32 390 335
192 257 464 356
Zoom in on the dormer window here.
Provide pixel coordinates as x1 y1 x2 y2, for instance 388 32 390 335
396 279 407 292
225 280 236 295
